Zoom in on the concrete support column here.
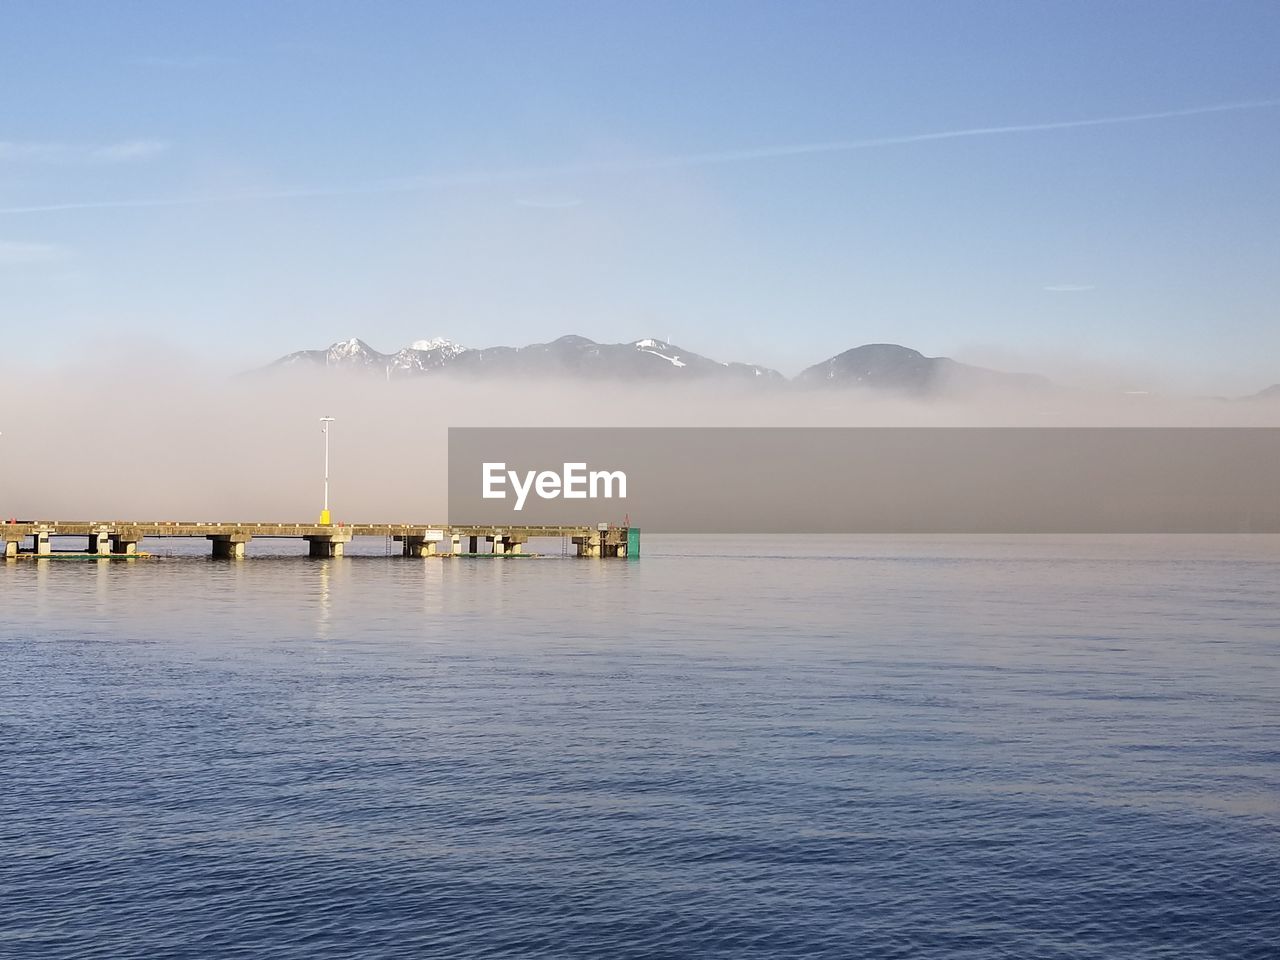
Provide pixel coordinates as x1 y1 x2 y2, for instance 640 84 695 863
110 536 139 555
3 539 16 559
209 535 250 559
34 530 51 556
450 534 462 556
597 529 629 558
89 529 113 556
573 535 601 558
401 536 438 558
494 536 526 555
306 534 351 558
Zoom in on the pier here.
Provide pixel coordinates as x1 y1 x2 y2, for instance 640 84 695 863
0 521 638 559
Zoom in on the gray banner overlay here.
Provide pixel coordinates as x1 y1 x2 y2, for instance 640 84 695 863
448 428 1280 533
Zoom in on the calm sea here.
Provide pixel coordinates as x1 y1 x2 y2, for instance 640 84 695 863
2 536 1278 959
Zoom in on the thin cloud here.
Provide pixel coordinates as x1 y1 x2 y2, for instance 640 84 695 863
0 138 170 165
0 240 69 264
1044 284 1096 293
90 139 171 162
0 142 66 162
2 96 1277 214
640 97 1280 168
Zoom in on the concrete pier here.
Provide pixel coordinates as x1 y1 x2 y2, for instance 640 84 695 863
493 535 525 555
305 533 352 558
110 535 140 555
397 529 445 557
89 528 113 556
400 538 438 557
572 533 601 558
208 534 251 559
1 521 637 560
572 532 630 558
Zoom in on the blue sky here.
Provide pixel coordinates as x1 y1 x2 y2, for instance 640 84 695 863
2 1 1278 389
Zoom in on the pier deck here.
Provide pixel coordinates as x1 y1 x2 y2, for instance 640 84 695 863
1 521 636 559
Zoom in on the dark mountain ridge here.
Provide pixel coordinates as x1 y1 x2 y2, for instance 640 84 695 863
795 343 1053 395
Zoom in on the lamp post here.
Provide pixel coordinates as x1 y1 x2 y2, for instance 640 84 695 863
319 417 335 525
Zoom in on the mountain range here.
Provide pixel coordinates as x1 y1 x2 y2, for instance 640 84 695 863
269 335 1064 397
268 335 1280 400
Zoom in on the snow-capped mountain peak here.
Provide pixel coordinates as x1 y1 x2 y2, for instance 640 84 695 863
325 338 381 365
330 337 368 354
632 338 685 367
408 337 468 356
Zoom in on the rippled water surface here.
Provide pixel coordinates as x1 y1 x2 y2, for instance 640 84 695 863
2 535 1278 958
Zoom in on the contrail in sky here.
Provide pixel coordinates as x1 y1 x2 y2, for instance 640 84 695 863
2 97 1277 215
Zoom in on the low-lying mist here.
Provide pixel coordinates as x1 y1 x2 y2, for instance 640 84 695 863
2 365 1276 522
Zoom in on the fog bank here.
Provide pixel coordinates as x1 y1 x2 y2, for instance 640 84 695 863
1 367 1276 521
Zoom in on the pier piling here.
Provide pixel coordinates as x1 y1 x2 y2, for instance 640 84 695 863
208 535 251 559
305 533 351 558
